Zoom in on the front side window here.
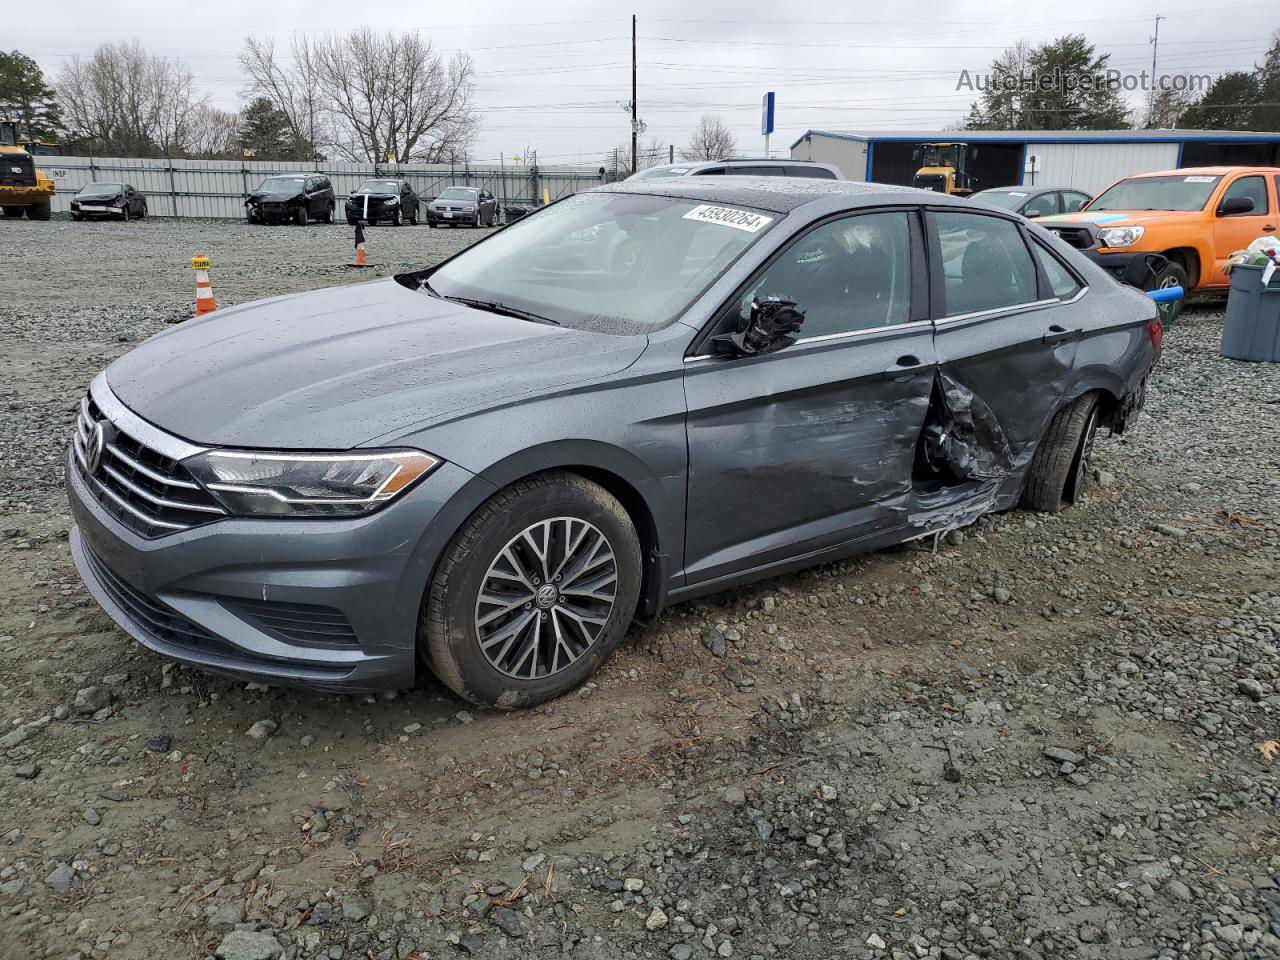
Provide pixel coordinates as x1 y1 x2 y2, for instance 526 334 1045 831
425 192 775 335
1031 242 1082 300
735 211 913 338
1090 175 1220 212
1023 192 1060 218
1221 175 1268 215
935 211 1038 317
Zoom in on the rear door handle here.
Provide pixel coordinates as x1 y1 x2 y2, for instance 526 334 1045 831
886 354 929 381
1263 224 1277 233
1042 324 1082 346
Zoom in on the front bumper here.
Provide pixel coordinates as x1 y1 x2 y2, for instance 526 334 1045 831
66 438 483 692
246 203 299 223
427 210 478 225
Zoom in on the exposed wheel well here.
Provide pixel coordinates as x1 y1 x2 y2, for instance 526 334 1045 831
1086 387 1124 432
1161 247 1200 289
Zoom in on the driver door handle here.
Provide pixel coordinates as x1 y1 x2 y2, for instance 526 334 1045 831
1263 224 1276 232
887 354 928 381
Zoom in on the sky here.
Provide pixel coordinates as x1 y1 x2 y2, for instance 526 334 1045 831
8 0 1278 166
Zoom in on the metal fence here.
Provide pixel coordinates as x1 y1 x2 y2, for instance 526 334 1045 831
37 155 606 219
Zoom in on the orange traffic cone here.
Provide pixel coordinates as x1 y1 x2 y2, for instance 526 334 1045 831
353 221 370 268
192 253 217 316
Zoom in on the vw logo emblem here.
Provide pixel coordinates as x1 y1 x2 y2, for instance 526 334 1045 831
535 583 558 608
85 421 107 475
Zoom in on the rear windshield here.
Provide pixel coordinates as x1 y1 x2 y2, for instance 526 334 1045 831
423 192 775 335
1089 175 1221 212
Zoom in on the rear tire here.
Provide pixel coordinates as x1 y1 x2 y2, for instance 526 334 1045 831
1021 392 1101 513
27 201 51 221
422 472 642 709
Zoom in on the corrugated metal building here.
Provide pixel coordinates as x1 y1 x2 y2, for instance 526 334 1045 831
790 129 1280 195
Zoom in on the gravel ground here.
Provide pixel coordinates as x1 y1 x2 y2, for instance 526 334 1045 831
0 217 1277 960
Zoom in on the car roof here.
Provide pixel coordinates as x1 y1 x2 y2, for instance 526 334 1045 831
596 176 960 214
1127 165 1280 178
976 185 1084 194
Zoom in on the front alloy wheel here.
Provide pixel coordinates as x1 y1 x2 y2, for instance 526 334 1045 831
422 472 641 708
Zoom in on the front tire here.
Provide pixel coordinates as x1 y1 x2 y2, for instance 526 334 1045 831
295 206 308 226
422 472 642 709
1153 261 1188 323
1021 392 1101 513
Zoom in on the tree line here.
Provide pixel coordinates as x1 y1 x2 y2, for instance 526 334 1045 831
0 32 477 162
962 31 1280 131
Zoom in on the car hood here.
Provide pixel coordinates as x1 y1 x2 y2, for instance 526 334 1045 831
248 191 302 202
105 279 648 449
1039 209 1196 228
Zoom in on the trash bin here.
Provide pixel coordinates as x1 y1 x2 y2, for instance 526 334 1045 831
1220 263 1280 363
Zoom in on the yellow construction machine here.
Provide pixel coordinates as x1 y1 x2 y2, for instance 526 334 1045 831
912 142 975 195
0 119 56 221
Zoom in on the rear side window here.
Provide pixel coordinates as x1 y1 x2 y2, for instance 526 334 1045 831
733 165 783 176
785 165 836 179
935 211 1038 317
695 167 725 175
1031 242 1083 300
1222 175 1269 215
1062 191 1089 213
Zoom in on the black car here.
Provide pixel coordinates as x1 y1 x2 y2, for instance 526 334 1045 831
426 186 498 227
971 185 1092 219
70 182 147 221
245 174 335 225
66 177 1162 707
345 178 419 226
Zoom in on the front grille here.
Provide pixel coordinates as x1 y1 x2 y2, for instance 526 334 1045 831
221 598 359 649
71 395 228 538
1046 226 1095 250
0 154 35 187
82 545 241 659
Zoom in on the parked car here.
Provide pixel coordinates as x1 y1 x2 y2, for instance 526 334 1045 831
971 185 1091 219
70 182 147 221
627 158 844 181
66 178 1160 708
245 174 335 225
426 186 498 227
1038 165 1280 319
345 178 419 226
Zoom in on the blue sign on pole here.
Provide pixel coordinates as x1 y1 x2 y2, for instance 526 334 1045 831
761 92 776 136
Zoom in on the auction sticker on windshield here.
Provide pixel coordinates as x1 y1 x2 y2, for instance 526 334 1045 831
683 204 774 233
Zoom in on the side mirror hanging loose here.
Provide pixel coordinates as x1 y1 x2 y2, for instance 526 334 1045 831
713 297 806 357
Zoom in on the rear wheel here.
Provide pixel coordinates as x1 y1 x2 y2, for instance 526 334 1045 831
139 201 147 219
27 201 51 221
1021 392 1101 513
422 472 642 709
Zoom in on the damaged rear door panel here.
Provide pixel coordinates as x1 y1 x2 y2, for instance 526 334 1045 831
682 208 937 587
913 209 1080 525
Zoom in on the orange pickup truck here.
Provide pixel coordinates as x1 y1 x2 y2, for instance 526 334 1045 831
1040 166 1280 307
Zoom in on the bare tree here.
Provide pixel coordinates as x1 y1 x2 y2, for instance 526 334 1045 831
241 30 478 164
239 35 326 161
58 40 200 156
610 136 668 177
680 115 736 162
181 103 240 158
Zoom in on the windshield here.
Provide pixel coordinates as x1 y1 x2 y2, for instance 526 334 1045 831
424 192 775 335
78 182 124 196
356 180 400 194
257 176 305 192
438 187 479 200
628 166 695 181
972 190 1027 210
1090 175 1221 212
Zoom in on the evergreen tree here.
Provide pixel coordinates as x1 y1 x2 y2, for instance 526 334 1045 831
1179 71 1262 130
0 50 63 141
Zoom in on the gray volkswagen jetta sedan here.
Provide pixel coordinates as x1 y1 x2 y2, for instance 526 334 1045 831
66 178 1161 707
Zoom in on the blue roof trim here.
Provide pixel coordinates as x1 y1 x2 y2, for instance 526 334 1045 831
792 128 1280 149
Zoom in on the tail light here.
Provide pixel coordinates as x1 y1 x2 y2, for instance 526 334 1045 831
1146 318 1163 355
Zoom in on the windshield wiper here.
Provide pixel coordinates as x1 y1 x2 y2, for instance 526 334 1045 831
443 295 560 326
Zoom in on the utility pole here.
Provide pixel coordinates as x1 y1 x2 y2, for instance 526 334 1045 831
631 15 638 175
1148 14 1165 128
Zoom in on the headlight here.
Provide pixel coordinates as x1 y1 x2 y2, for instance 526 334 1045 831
183 449 439 518
1098 226 1145 248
